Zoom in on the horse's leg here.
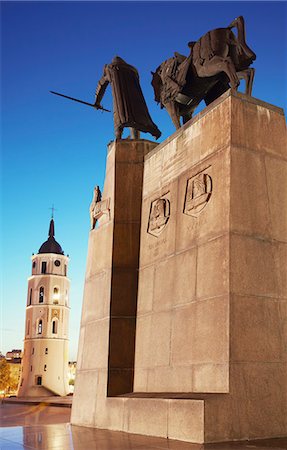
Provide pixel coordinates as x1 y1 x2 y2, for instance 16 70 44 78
237 68 255 96
165 102 181 129
195 56 240 91
228 16 256 60
182 113 193 125
130 128 140 139
182 106 194 125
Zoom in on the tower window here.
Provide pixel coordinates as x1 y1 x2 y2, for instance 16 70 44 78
41 262 47 274
44 365 47 371
28 288 32 306
32 261 36 269
27 320 30 336
36 376 42 386
52 319 58 334
30 365 32 372
45 348 48 355
53 287 59 304
64 265 67 276
39 287 44 303
38 320 43 334
32 348 34 355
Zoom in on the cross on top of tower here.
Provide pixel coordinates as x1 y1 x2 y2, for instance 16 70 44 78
49 204 57 219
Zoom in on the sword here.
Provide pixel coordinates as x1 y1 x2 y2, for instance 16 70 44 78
50 91 111 112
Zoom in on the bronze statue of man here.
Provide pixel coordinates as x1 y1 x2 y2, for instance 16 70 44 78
94 57 161 140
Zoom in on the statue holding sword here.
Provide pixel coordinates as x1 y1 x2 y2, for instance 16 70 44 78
51 56 161 141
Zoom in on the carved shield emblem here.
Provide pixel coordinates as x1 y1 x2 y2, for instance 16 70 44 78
184 171 212 217
148 196 170 237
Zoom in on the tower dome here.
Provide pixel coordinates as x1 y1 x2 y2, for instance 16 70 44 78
38 219 64 255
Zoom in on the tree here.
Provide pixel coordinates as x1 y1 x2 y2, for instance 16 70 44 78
0 359 11 396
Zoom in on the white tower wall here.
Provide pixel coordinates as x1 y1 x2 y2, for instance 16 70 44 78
18 221 70 397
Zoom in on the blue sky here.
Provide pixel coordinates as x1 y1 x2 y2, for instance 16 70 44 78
1 1 286 360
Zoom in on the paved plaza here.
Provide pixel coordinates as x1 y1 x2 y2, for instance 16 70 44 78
0 404 287 450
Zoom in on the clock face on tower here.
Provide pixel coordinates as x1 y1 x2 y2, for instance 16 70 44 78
54 260 61 267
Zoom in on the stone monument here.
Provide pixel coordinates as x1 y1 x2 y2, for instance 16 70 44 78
71 90 287 442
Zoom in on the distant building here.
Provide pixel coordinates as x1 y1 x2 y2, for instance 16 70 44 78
18 217 70 397
6 349 22 363
68 361 77 393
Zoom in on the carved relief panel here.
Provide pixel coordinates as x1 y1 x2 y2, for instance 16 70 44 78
184 168 212 217
147 193 170 237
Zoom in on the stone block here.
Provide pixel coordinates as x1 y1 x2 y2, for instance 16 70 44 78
94 397 125 431
153 256 175 312
71 370 98 426
81 270 111 323
114 139 157 163
265 155 287 242
134 312 171 371
146 366 193 392
171 297 229 369
75 326 85 370
132 368 148 392
280 301 287 359
230 148 271 238
124 398 168 437
173 249 197 307
81 319 109 370
137 265 155 315
275 242 287 299
196 235 229 299
192 363 229 393
231 95 286 159
230 234 278 297
86 224 113 278
168 399 204 443
230 295 284 362
230 362 287 439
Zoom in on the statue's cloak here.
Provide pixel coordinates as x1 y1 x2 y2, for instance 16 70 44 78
100 58 161 138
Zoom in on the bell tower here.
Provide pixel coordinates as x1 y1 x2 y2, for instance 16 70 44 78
18 217 70 397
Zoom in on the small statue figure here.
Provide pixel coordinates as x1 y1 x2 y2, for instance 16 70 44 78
95 56 161 140
90 186 102 230
152 16 256 129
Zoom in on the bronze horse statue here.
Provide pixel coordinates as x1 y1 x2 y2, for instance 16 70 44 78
152 16 256 129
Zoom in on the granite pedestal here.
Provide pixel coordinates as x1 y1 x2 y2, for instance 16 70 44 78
71 91 287 443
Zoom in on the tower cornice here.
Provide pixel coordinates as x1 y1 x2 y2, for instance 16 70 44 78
31 253 70 261
28 274 71 281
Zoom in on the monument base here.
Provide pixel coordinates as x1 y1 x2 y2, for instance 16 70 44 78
72 91 287 443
